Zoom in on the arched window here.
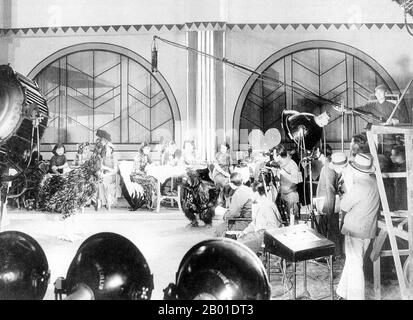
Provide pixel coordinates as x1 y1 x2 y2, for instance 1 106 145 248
235 41 408 148
31 43 180 145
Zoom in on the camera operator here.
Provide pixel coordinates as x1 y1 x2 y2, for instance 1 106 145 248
267 144 301 224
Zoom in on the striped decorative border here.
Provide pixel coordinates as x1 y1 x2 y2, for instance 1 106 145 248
1 22 412 36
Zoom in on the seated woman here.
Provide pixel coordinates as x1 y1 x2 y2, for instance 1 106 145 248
212 142 232 206
237 182 283 253
49 143 69 175
131 142 157 209
96 142 118 211
162 140 180 166
172 149 185 166
182 140 197 165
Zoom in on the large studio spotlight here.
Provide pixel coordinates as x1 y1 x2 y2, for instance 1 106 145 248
0 65 48 175
54 232 153 300
282 109 331 230
282 109 329 152
163 238 271 300
0 231 50 300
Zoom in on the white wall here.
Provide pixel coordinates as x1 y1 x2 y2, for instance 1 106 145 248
7 0 183 26
226 0 405 23
2 0 406 27
4 0 230 27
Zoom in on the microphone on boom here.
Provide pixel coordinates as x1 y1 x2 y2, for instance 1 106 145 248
151 37 158 73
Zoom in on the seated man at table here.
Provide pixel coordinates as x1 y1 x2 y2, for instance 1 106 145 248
214 172 254 237
237 182 283 253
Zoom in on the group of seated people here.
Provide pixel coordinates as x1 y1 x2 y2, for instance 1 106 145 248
31 135 200 211
159 140 197 166
211 141 302 249
213 171 283 255
28 128 406 218
42 130 118 210
129 139 200 209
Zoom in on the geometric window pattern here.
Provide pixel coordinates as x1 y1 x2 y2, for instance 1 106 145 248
240 48 409 145
35 50 174 145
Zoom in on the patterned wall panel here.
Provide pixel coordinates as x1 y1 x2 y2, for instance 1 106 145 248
239 47 409 146
1 22 411 37
262 64 285 132
240 81 264 131
35 50 174 145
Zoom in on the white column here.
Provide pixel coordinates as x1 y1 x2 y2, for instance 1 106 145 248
196 31 204 160
208 30 216 161
195 30 216 162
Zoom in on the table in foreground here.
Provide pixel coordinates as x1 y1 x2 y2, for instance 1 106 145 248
264 224 335 300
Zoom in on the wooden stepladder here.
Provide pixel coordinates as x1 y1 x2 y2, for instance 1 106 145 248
367 125 413 300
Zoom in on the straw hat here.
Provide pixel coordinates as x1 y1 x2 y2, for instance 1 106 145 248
349 153 375 174
329 152 347 170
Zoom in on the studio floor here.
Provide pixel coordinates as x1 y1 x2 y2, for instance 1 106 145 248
0 201 404 300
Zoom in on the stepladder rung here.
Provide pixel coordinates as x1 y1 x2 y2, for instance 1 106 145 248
367 127 413 300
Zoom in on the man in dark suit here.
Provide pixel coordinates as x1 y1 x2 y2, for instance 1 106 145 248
357 84 407 125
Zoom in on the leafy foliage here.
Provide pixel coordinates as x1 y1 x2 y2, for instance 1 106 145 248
38 156 102 219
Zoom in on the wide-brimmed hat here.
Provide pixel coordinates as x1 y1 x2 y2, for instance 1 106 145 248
329 152 347 170
96 129 111 142
349 153 375 174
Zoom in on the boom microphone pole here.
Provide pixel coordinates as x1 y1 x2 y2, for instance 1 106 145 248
152 35 349 111
153 35 397 126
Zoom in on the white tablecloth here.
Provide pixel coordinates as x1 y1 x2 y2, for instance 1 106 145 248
146 165 188 184
188 164 208 171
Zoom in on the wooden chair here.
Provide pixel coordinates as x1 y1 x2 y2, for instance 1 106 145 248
156 177 182 213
